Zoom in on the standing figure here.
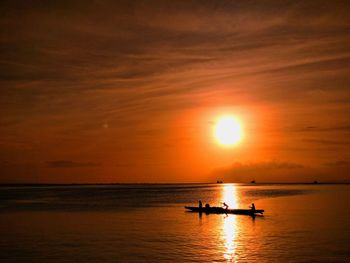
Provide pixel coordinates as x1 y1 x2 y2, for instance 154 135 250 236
198 200 203 209
250 203 256 212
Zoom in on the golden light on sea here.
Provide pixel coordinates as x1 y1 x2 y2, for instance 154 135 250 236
221 184 239 261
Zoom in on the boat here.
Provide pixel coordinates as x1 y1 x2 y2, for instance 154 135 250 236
185 206 264 215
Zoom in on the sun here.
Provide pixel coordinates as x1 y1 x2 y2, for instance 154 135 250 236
214 116 243 146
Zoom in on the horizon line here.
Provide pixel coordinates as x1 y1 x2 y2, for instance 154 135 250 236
0 182 349 187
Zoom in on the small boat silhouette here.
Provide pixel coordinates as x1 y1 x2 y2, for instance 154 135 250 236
185 206 264 216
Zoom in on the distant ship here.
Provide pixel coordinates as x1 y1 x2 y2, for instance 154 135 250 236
216 180 223 184
251 180 256 183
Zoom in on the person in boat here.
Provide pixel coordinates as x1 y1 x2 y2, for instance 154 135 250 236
250 203 256 212
198 200 203 209
222 202 229 210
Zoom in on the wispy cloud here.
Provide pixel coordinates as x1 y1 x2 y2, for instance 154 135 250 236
302 125 350 132
46 160 99 168
303 139 350 145
325 160 350 167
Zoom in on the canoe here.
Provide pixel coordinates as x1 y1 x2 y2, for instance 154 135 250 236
185 206 264 215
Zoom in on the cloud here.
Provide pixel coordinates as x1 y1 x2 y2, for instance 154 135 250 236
211 159 350 183
302 125 350 132
325 160 350 167
303 139 350 145
46 160 99 168
210 161 319 183
231 161 304 170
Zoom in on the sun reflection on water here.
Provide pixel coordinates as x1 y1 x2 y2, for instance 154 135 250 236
222 184 239 262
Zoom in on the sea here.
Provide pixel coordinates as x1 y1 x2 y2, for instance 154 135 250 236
0 183 349 262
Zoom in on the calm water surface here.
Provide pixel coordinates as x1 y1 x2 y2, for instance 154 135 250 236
0 184 349 262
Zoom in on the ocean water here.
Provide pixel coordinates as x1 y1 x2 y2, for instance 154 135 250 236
0 184 349 262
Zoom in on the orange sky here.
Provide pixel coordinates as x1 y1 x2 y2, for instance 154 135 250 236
1 1 350 183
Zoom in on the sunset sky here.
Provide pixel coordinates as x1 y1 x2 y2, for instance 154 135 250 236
1 0 350 183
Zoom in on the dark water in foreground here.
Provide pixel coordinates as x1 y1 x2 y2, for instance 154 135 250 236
0 184 349 262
